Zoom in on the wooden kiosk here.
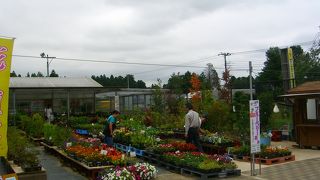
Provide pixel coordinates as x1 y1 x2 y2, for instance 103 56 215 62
282 81 320 147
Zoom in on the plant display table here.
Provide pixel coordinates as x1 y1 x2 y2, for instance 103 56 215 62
1 157 47 180
41 142 113 180
240 155 295 165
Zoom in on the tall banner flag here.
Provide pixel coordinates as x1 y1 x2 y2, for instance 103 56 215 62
0 37 14 157
250 100 260 153
287 48 296 88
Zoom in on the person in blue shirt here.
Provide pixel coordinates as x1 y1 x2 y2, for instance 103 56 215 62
103 110 120 146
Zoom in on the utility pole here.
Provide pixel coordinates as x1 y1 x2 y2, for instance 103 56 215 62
249 61 253 100
218 52 231 72
249 61 254 175
40 52 55 77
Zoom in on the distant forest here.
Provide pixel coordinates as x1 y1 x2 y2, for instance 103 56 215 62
91 74 146 88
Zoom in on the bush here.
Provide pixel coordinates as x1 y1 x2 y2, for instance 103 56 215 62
30 113 45 138
43 123 72 147
52 125 72 147
18 113 45 138
7 127 40 167
203 101 232 132
43 123 55 143
68 116 90 127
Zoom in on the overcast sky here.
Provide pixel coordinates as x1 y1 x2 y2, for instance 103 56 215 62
1 0 319 86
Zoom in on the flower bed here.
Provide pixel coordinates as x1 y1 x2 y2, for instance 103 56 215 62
259 146 291 159
147 142 197 154
113 128 158 149
162 152 237 173
230 145 292 160
98 162 157 180
65 144 123 166
200 133 234 148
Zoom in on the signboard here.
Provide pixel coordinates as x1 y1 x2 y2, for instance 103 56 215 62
0 37 14 157
1 173 18 180
250 100 260 153
280 47 296 91
287 48 295 88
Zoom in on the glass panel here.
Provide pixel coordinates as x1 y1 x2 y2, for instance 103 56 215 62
145 95 151 108
306 99 317 120
138 95 145 108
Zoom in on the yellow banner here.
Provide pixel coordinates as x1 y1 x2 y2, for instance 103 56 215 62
287 48 295 88
0 37 14 157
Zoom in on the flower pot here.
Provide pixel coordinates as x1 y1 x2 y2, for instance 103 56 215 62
22 164 42 172
260 137 271 146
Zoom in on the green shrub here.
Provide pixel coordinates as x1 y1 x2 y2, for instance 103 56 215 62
43 123 55 143
19 115 32 132
51 125 72 147
7 127 39 166
18 113 45 138
29 113 45 138
68 116 90 127
43 123 72 147
198 160 222 171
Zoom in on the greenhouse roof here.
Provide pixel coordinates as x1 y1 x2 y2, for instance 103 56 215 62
9 77 103 88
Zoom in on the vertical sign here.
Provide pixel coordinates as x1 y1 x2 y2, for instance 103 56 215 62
287 48 295 88
0 37 14 157
250 100 260 153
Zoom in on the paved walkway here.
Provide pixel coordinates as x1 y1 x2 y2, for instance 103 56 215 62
241 157 320 180
37 146 87 180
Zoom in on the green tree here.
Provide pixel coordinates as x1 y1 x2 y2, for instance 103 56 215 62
231 76 251 89
10 71 17 77
151 79 165 113
203 101 231 132
165 73 184 94
203 63 220 90
182 71 192 95
255 47 282 97
293 45 320 84
49 69 59 77
220 69 232 104
91 74 146 88
258 92 274 130
164 71 193 96
232 91 250 135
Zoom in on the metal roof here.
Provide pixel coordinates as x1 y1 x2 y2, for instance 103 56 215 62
287 81 320 94
280 92 320 97
9 77 103 88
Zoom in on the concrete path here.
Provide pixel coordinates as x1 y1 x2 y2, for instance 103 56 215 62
37 146 87 180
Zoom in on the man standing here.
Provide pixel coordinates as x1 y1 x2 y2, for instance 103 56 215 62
44 106 53 124
185 103 203 152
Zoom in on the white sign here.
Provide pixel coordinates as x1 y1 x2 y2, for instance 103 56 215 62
100 150 107 155
250 100 261 153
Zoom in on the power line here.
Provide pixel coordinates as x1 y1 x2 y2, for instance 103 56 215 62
229 40 314 56
133 55 220 75
12 54 207 68
11 39 315 76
